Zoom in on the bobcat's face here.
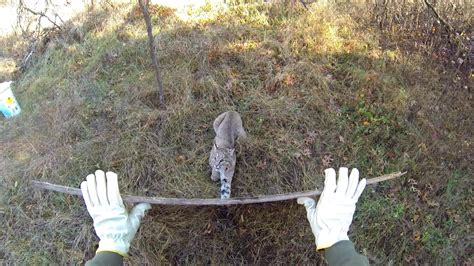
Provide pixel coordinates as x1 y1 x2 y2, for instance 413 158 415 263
210 144 235 178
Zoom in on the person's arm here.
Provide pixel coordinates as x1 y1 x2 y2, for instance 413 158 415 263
80 170 151 266
324 240 369 266
85 251 123 266
298 167 369 265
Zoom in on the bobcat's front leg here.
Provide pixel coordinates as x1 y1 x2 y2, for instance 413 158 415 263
211 169 220 181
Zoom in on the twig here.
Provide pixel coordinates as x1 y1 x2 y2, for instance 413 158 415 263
423 0 455 34
299 0 309 10
21 4 62 30
138 0 165 108
31 171 406 206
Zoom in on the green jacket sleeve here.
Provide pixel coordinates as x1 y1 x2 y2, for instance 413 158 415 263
324 240 369 266
85 251 123 266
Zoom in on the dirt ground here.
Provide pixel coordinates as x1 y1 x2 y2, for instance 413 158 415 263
0 1 472 264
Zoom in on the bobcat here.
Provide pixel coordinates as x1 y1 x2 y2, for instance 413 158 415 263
209 111 246 199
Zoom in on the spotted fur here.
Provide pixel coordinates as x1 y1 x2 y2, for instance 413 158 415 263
209 111 246 199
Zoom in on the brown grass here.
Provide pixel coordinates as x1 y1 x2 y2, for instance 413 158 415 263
0 1 472 264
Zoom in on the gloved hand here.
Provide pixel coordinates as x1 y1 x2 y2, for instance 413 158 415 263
297 167 366 250
80 170 151 256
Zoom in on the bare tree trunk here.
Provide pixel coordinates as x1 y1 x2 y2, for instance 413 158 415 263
138 0 165 108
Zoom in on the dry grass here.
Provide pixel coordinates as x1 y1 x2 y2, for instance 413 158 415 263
0 1 472 264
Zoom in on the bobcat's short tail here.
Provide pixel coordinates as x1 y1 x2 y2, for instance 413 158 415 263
220 175 231 199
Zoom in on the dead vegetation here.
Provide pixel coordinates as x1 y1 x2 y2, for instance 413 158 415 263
0 1 472 264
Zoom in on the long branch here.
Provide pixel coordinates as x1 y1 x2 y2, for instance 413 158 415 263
31 171 406 206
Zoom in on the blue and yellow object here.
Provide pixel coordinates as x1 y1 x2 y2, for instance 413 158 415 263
0 81 21 118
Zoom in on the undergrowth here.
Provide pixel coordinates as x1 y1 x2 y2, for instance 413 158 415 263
0 1 472 264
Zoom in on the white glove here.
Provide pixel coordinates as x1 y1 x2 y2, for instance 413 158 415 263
80 170 151 256
297 167 366 250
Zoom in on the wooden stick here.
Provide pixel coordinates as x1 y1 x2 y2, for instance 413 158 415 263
31 171 406 206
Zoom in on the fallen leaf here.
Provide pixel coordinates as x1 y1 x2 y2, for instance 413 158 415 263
413 231 421 241
322 154 334 167
303 148 312 157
